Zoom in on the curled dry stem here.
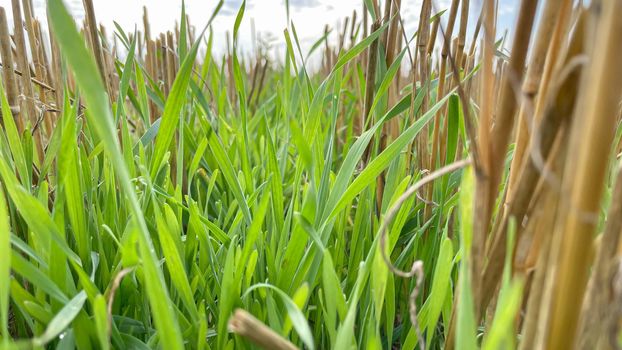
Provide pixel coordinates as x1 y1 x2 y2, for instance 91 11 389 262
106 267 136 338
379 157 472 350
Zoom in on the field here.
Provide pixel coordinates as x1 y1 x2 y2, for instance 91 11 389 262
1 0 622 349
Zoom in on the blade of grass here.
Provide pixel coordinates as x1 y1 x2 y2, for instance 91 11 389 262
0 187 9 343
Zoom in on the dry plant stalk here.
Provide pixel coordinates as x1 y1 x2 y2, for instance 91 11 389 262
425 0 460 221
425 13 439 56
338 17 349 51
517 185 560 350
247 59 261 106
228 309 298 350
143 7 151 50
454 0 469 75
47 15 63 108
410 0 430 172
33 20 55 133
506 0 572 197
431 0 461 160
21 0 44 94
377 0 404 210
11 0 43 160
478 0 538 302
82 0 108 91
380 0 392 47
467 7 482 59
22 0 55 136
0 7 21 131
362 21 380 139
362 2 368 39
349 9 358 47
166 31 176 92
480 0 577 315
160 34 169 95
471 0 495 317
0 64 56 93
147 41 158 118
33 20 51 88
545 0 622 347
252 59 268 107
514 97 571 350
385 0 401 67
577 163 622 349
371 0 381 23
487 0 538 218
385 0 401 140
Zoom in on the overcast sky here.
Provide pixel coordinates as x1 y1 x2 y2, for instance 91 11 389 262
0 0 519 68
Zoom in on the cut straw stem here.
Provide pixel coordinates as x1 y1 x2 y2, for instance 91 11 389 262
486 0 538 232
506 0 572 197
480 7 585 317
11 0 43 160
82 0 107 90
471 0 495 316
546 0 622 347
362 20 380 139
228 309 298 350
577 162 622 349
0 7 21 131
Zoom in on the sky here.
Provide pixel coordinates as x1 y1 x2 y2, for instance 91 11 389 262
0 0 520 68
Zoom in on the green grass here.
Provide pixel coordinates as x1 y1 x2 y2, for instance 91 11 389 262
2 0 610 349
7 3 463 350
